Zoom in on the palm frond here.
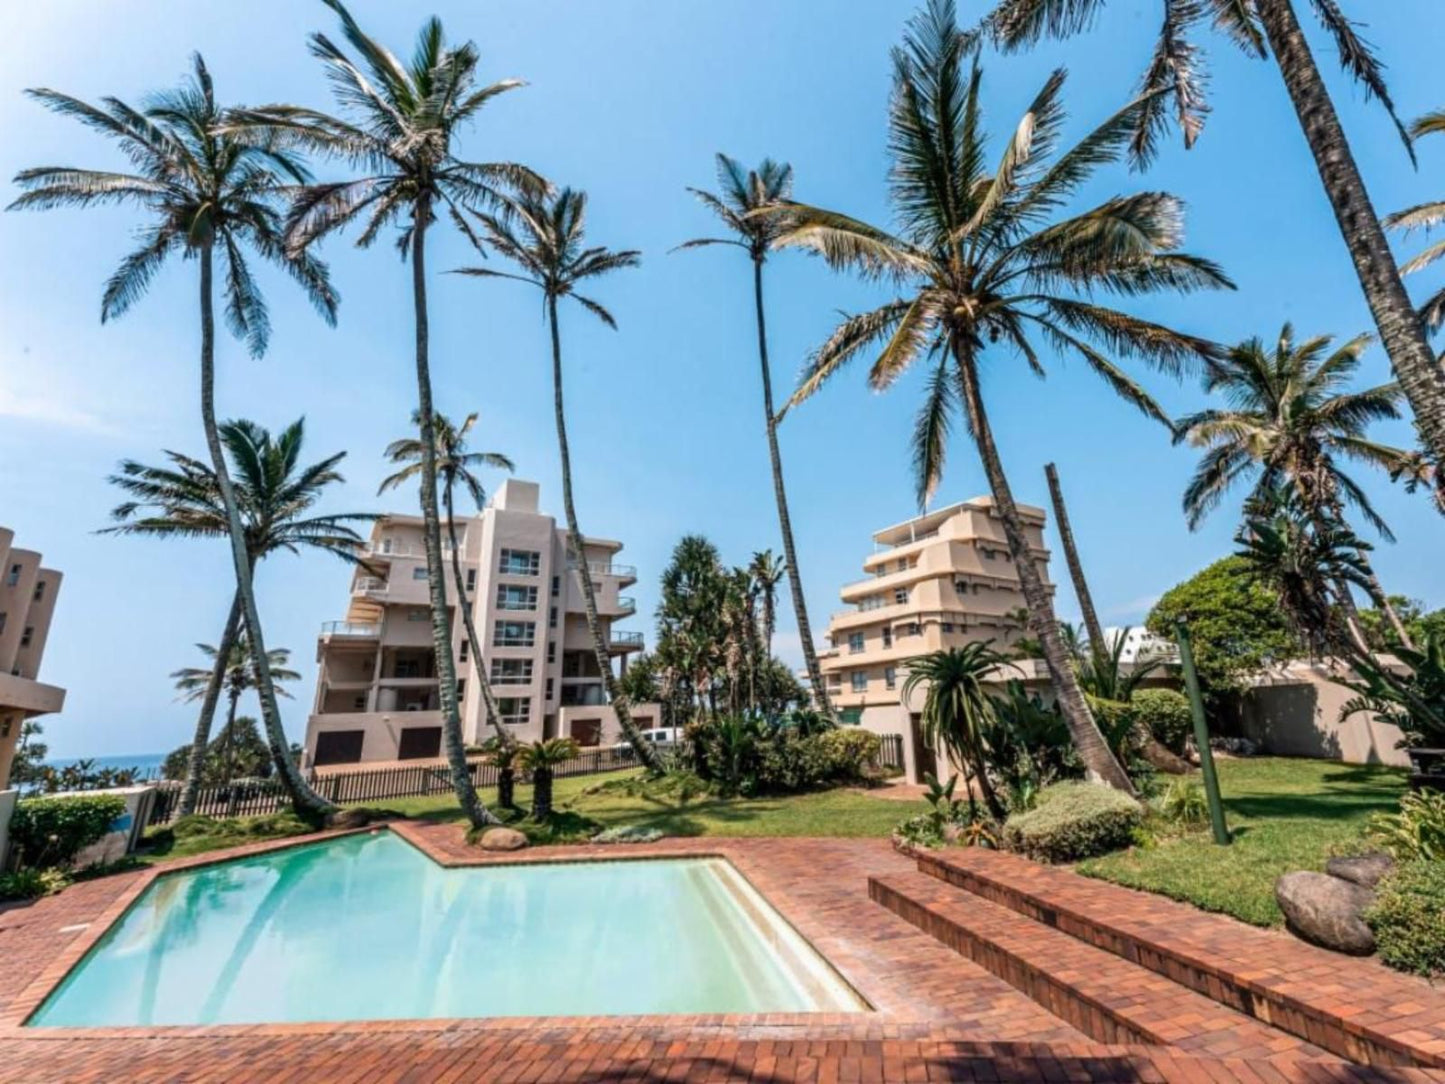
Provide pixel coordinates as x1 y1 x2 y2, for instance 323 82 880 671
1308 0 1415 162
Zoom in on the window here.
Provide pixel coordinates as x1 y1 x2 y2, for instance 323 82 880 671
5 565 19 587
406 609 428 622
412 566 428 580
0 613 6 635
551 575 560 598
456 679 467 702
498 697 531 725
545 678 554 700
496 584 538 611
33 581 45 602
897 558 909 572
465 569 477 592
548 606 557 629
847 632 865 654
459 638 469 663
840 707 863 725
0 717 10 738
884 666 897 690
499 549 540 576
882 626 892 649
893 587 908 605
906 622 921 636
493 620 536 647
490 659 534 685
547 641 557 664
941 622 955 633
850 672 867 693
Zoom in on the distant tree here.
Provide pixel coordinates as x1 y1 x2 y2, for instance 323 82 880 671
7 720 49 790
164 716 272 786
1359 599 1445 654
172 635 299 785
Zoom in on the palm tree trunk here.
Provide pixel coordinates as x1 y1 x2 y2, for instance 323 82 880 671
753 259 831 713
178 589 242 816
409 199 495 829
547 294 662 772
197 238 332 820
222 689 240 787
443 483 513 745
1359 561 1413 650
954 340 1136 795
1254 0 1445 464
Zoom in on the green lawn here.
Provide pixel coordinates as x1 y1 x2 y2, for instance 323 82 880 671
1077 757 1407 927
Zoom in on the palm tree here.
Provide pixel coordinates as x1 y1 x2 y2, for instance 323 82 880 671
241 0 546 828
676 156 831 713
748 549 786 657
1043 464 1106 664
772 1 1230 793
1175 325 1416 645
379 410 515 745
173 635 300 786
455 187 661 773
980 0 1445 467
518 738 579 821
1386 110 1445 336
104 418 372 814
11 56 339 818
903 644 1015 820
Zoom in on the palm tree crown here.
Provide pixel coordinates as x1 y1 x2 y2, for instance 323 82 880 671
173 635 300 703
677 154 794 261
1386 110 1445 333
379 411 514 506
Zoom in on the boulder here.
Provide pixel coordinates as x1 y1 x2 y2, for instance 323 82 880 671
477 826 528 852
326 807 374 830
1275 871 1376 955
1325 852 1395 890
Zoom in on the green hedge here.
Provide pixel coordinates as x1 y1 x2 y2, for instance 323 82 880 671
10 794 126 870
1132 689 1194 755
1366 861 1445 978
1002 781 1141 863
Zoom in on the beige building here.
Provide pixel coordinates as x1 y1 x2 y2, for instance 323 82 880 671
304 480 658 767
0 528 66 789
817 498 1054 781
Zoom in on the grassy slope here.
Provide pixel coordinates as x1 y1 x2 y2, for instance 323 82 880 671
1077 757 1406 926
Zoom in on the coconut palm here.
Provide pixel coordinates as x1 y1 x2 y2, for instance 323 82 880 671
1174 325 1416 645
454 187 661 772
104 417 372 814
379 410 515 745
676 156 831 713
1386 110 1445 336
240 1 546 828
11 55 339 817
773 1 1231 793
748 549 786 657
980 0 1445 467
173 635 300 786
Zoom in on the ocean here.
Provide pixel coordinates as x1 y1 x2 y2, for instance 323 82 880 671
45 753 167 779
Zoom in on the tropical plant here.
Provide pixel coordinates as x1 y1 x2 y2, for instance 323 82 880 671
518 738 579 821
1001 780 1143 862
1076 626 1164 702
1365 790 1445 863
103 417 371 815
163 716 272 788
455 187 660 771
1340 631 1445 750
1175 324 1415 644
747 549 786 659
1385 110 1445 336
481 736 520 809
244 1 546 828
676 156 831 713
12 56 339 818
172 635 299 786
773 1 1230 793
984 679 1079 803
10 794 127 871
379 410 515 745
979 0 1445 467
1366 861 1445 979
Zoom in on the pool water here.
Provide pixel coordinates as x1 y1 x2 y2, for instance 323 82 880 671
29 831 864 1027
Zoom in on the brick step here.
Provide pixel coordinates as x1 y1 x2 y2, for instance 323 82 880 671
914 847 1445 1069
870 870 1331 1064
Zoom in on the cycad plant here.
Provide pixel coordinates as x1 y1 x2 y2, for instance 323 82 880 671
12 56 339 817
455 188 661 772
241 0 546 828
774 0 1230 793
518 738 579 821
380 410 515 745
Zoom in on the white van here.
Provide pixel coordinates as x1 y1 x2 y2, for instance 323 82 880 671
613 727 682 752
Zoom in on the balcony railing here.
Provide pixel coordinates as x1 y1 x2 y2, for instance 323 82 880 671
615 596 637 615
569 559 637 579
352 576 388 595
321 621 381 639
365 540 456 560
609 630 645 647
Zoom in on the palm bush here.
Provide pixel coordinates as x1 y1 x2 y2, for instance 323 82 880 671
518 738 580 821
482 736 521 809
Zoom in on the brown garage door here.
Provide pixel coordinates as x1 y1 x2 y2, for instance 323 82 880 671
570 718 602 747
398 726 443 760
314 730 364 767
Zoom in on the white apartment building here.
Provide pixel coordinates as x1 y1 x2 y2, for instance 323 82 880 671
1099 626 1180 665
304 480 658 767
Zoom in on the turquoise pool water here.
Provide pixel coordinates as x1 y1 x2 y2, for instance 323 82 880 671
29 831 864 1027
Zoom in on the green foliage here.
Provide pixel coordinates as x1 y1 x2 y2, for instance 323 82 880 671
144 810 312 861
163 716 274 785
1076 626 1164 701
22 759 147 795
1365 790 1445 862
983 680 1082 805
1365 862 1445 979
1132 689 1194 755
689 714 881 797
1002 782 1142 863
895 772 999 849
1147 556 1299 703
0 867 70 901
1158 779 1209 825
1358 598 1445 654
6 720 48 790
10 794 126 870
1340 631 1445 750
814 728 881 780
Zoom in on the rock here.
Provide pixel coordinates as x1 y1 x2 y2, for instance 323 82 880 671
1275 871 1376 955
477 827 528 852
326 807 373 830
1325 853 1395 890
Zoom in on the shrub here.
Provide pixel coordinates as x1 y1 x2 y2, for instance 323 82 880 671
1366 790 1445 862
10 794 126 870
1158 778 1209 825
815 728 882 781
1365 862 1445 979
1002 781 1142 863
1132 689 1194 755
0 867 69 900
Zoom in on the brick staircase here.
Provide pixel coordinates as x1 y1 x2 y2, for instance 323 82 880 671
873 846 1445 1071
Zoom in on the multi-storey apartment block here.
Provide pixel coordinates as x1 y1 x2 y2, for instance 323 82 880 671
304 480 658 767
817 497 1054 782
0 528 66 789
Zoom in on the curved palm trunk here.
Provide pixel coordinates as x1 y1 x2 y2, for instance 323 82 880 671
1359 562 1413 649
198 240 332 819
443 483 513 746
1254 0 1445 465
178 589 242 816
754 259 831 713
410 201 495 829
954 341 1135 795
546 294 662 772
220 687 240 787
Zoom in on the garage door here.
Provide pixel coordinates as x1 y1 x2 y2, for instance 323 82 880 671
314 730 364 767
570 718 602 747
398 726 443 760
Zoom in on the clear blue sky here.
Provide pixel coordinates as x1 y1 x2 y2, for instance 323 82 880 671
3 1 1443 759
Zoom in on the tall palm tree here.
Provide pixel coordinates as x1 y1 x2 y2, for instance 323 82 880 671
772 0 1231 794
1386 109 1445 336
379 410 515 745
980 0 1445 467
173 635 300 787
455 187 661 772
104 418 372 815
241 1 545 828
11 55 339 818
676 156 831 713
1043 463 1106 663
1175 325 1416 645
748 549 786 657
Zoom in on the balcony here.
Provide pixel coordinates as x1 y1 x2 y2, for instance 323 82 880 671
352 575 388 596
608 629 644 652
364 540 456 560
613 596 637 616
570 559 638 586
320 621 381 640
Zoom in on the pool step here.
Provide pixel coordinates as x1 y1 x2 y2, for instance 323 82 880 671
870 870 1331 1063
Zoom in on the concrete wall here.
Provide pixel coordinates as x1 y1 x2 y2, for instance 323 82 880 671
0 789 15 871
1240 662 1411 768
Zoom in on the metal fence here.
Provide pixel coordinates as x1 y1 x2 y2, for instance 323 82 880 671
876 732 905 774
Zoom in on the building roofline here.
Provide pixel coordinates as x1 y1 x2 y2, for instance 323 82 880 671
871 496 1045 544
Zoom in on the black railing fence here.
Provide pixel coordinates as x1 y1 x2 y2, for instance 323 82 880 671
877 732 905 773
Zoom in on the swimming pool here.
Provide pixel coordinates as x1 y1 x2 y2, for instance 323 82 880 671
28 831 865 1027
